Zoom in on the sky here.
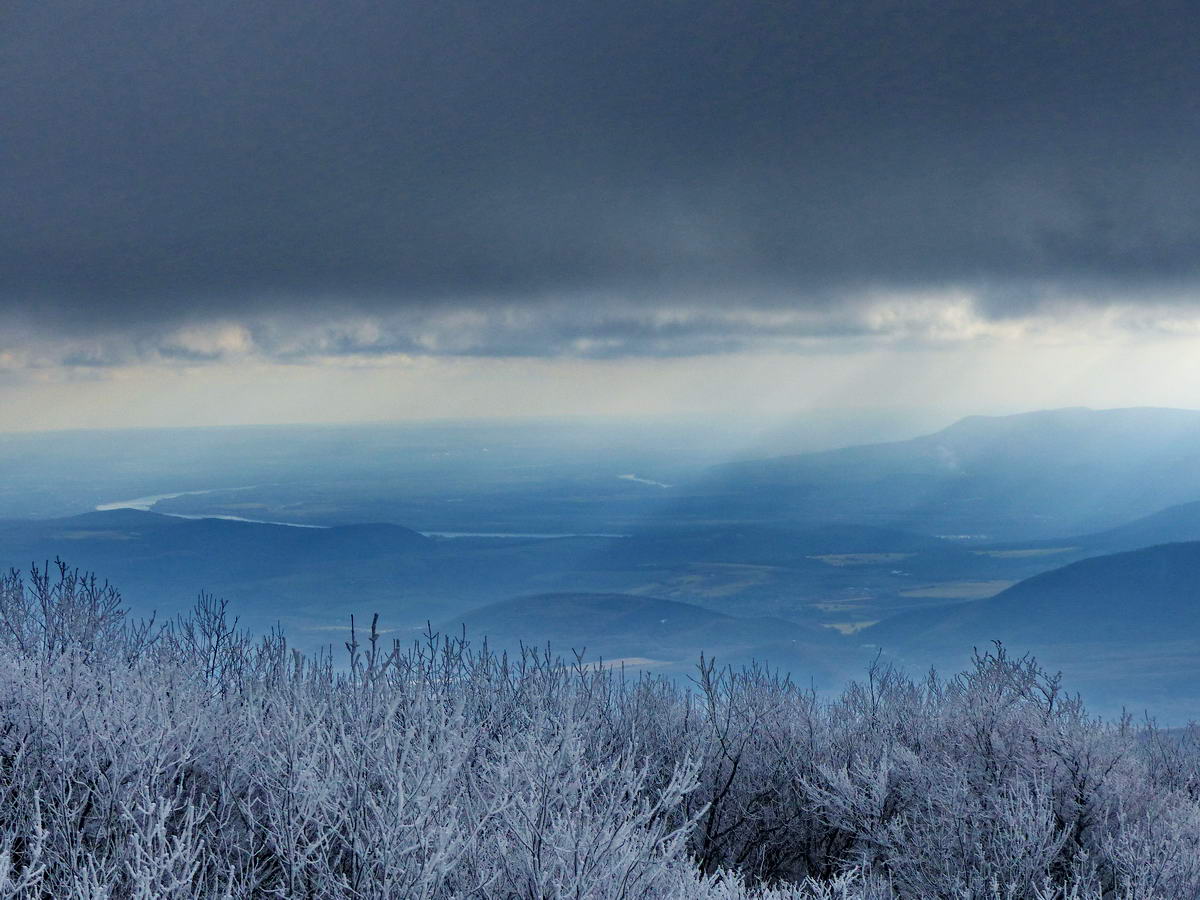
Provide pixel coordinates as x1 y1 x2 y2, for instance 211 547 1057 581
3 0 1200 431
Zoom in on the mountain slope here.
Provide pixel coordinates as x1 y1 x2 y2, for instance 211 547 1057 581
1070 501 1200 554
857 540 1200 718
866 541 1200 648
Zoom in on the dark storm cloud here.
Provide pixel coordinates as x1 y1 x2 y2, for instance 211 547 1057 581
3 0 1198 354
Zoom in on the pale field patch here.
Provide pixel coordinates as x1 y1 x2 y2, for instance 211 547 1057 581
972 547 1077 559
597 657 668 669
809 553 913 567
54 530 137 541
824 621 880 635
632 564 777 598
900 580 1014 599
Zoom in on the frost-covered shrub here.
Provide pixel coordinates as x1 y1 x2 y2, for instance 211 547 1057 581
0 562 1197 898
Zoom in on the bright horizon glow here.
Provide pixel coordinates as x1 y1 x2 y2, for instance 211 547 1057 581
4 327 1200 433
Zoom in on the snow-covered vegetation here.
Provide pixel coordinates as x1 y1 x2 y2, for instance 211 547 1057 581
1 562 1198 898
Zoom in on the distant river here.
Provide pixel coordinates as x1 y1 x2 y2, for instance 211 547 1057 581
96 491 628 539
96 489 329 529
617 474 672 488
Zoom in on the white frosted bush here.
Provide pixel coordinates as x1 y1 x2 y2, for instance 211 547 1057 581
0 563 1196 898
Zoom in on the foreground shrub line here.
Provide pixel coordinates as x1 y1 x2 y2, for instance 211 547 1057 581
0 561 1196 898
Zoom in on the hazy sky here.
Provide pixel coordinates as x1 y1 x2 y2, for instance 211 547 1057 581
3 0 1199 430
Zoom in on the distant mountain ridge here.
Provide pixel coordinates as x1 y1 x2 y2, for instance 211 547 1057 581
709 407 1200 539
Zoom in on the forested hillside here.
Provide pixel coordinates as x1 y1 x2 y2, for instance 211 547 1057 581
1 562 1197 898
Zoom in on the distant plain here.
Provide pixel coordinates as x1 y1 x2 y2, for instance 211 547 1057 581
6 407 1200 719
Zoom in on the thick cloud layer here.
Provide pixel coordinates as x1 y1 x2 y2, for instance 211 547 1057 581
3 0 1198 357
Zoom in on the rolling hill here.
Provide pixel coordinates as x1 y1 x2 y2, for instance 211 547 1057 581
442 592 844 677
862 541 1200 718
1070 501 1200 554
867 541 1200 648
0 510 996 640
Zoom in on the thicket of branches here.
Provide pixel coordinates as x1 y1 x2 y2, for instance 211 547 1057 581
0 561 1198 898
